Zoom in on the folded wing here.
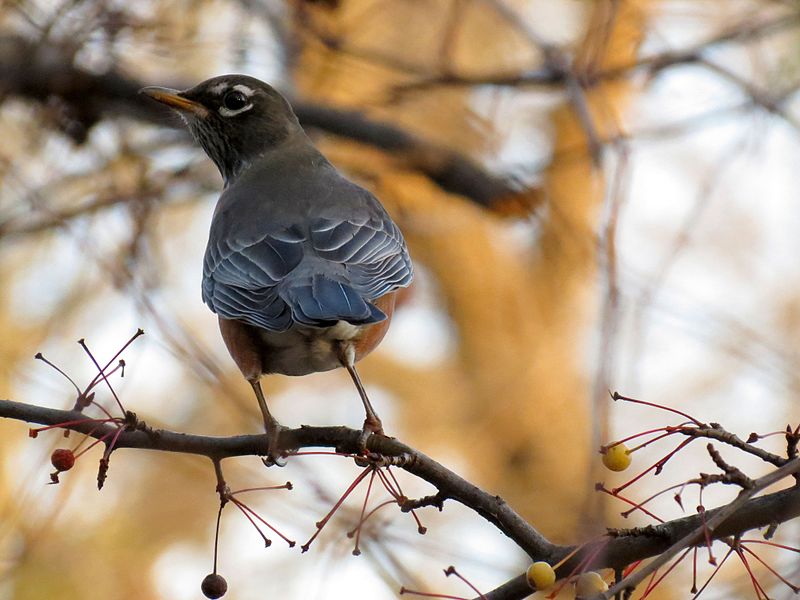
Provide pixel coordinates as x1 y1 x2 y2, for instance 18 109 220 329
202 194 412 331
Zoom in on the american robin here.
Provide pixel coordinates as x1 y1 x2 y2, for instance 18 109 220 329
141 75 413 462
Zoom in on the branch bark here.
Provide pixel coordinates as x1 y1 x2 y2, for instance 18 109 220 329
0 398 557 559
2 397 799 600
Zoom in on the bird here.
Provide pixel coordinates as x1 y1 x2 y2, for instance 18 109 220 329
140 75 413 463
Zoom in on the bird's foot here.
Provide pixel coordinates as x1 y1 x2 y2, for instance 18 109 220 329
261 420 288 468
356 416 384 454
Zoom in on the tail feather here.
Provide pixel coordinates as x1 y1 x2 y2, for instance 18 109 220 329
281 273 386 327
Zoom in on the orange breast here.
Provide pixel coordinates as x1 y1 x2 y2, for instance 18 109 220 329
219 290 399 378
353 291 398 362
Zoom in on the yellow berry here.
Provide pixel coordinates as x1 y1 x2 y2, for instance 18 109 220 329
602 442 631 471
575 571 608 598
526 561 556 590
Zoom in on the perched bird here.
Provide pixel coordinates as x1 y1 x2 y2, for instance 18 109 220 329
141 75 413 462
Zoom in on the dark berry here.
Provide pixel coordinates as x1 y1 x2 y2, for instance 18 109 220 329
51 449 75 471
201 573 227 599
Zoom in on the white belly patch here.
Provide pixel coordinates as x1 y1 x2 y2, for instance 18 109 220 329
257 320 364 376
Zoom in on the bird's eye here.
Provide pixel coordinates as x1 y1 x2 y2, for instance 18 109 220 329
222 90 248 111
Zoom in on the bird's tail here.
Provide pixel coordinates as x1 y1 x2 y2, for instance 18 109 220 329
281 273 386 327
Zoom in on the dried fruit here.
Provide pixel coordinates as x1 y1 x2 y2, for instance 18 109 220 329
201 573 227 599
51 449 75 472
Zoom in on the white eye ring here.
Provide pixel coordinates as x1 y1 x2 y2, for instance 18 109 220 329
219 103 253 117
218 84 255 117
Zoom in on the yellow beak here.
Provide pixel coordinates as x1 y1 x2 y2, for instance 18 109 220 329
139 86 209 118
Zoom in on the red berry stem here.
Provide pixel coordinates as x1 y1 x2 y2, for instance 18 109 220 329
29 418 118 437
641 567 660 599
691 547 733 599
639 546 691 599
228 482 292 494
622 559 643 578
351 469 377 555
78 338 126 415
229 497 273 547
301 465 372 552
212 502 224 574
34 352 82 395
399 587 468 599
734 545 769 599
444 566 486 600
546 537 611 599
378 466 426 533
611 425 685 449
625 428 685 453
740 544 800 593
697 488 716 565
612 437 695 495
741 539 800 553
619 481 694 518
611 392 705 427
348 499 396 538
597 484 665 522
229 496 295 547
73 427 119 460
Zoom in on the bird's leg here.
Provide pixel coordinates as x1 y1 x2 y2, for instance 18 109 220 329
249 379 286 467
345 363 384 434
336 343 384 451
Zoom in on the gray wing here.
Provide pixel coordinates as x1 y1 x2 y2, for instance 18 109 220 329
202 190 412 332
309 209 412 299
202 222 304 331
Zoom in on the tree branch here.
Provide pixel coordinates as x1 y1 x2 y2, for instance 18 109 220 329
3 396 800 600
389 10 800 93
481 478 800 600
604 456 800 599
0 398 556 559
0 35 532 212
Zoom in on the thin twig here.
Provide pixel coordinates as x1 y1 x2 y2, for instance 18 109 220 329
603 457 800 599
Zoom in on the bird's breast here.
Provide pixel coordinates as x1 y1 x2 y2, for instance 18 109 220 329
258 320 363 375
259 291 396 376
218 292 397 379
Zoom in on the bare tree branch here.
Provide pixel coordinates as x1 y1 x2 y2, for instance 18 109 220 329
0 35 533 212
0 398 556 559
2 397 799 600
390 10 800 93
604 456 800 599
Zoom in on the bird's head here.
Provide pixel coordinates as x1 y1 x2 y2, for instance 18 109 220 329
140 75 302 184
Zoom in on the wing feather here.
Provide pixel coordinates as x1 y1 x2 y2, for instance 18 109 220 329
203 182 412 331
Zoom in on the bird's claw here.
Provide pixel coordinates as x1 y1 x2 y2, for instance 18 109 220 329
357 416 384 452
262 422 288 468
262 453 288 468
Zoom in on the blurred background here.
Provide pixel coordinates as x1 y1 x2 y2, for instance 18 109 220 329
1 1 800 598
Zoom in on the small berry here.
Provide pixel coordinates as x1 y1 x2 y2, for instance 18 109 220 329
601 442 631 472
526 561 556 590
201 573 227 599
51 449 75 472
575 571 608 598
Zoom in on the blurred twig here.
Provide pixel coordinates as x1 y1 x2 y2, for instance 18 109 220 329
389 9 800 94
0 190 152 238
0 34 532 211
